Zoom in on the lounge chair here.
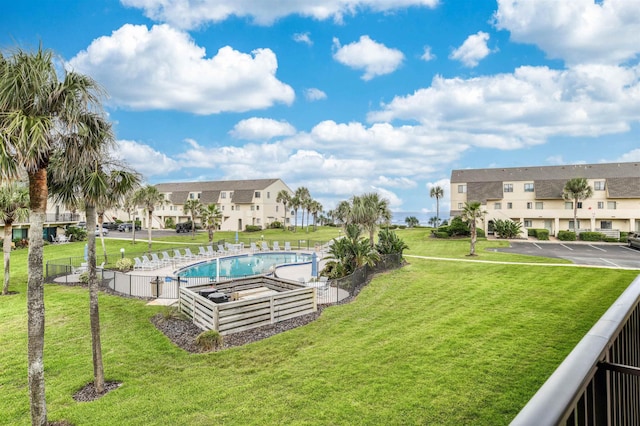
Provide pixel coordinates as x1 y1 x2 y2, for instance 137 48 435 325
183 248 198 260
217 244 228 255
133 257 145 270
250 242 258 253
284 242 291 251
272 241 281 251
141 255 158 269
206 246 217 257
151 253 168 267
198 246 212 258
173 249 187 262
161 251 173 265
261 241 271 251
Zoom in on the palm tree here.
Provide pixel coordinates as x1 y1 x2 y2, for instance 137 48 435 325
183 198 202 239
201 203 222 243
276 189 291 231
351 193 392 247
290 194 301 231
563 177 593 233
334 200 352 228
121 196 138 244
308 199 323 231
0 47 105 424
294 187 310 231
430 185 444 227
324 223 380 278
133 185 166 251
427 216 438 228
405 216 419 228
461 201 486 256
0 181 29 295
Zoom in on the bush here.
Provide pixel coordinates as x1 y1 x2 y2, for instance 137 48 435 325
195 330 223 351
535 229 549 240
476 228 485 238
116 258 133 272
620 232 628 243
558 230 576 241
164 217 175 229
437 226 449 235
244 225 262 232
448 217 470 237
79 272 89 284
65 226 87 242
493 219 523 239
604 237 619 242
579 232 605 242
269 221 283 229
435 231 449 239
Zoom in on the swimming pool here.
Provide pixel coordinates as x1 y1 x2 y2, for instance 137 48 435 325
177 252 313 279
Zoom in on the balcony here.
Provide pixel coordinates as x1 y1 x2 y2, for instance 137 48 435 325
0 213 80 226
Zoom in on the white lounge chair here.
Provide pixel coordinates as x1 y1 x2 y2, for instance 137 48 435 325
198 246 212 258
261 241 271 251
284 242 291 251
133 257 146 270
151 253 169 267
206 246 217 257
250 242 258 253
161 251 173 265
217 244 228 255
141 255 158 269
183 248 198 260
272 241 281 251
173 249 187 262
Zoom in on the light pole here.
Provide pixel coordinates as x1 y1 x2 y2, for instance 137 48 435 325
120 248 125 259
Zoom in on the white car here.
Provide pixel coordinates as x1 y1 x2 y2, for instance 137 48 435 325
95 227 109 236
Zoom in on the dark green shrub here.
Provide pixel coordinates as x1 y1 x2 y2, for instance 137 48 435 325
535 229 549 240
558 230 576 241
65 226 87 241
579 232 605 242
527 228 536 237
476 228 485 238
493 219 523 239
620 232 628 242
448 216 470 236
437 226 450 234
604 237 619 242
244 225 262 232
435 232 449 239
269 221 283 229
164 217 175 229
376 229 409 255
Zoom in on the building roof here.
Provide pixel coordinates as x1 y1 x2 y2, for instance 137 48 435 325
451 162 640 183
467 181 502 204
155 179 285 204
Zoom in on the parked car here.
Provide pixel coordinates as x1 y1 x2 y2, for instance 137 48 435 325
95 226 109 236
117 223 141 232
102 222 120 230
77 221 86 229
176 221 197 233
628 233 640 249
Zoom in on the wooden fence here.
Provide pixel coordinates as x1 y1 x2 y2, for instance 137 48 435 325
179 277 316 335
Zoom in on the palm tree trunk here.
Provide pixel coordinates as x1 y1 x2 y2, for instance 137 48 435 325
27 168 48 425
147 211 153 251
436 198 440 227
191 214 195 239
283 204 287 231
86 204 105 393
97 214 107 264
3 223 12 295
470 222 477 256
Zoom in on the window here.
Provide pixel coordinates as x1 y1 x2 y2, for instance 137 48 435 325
524 183 534 192
565 202 573 210
221 192 226 199
507 202 513 209
221 206 224 211
198 193 201 199
597 201 604 209
251 205 255 211
494 202 501 210
577 202 583 209
256 219 261 224
231 205 234 211
503 183 513 193
276 206 279 212
594 181 605 191
457 203 464 209
267 192 270 199
535 202 543 210
524 220 532 227
189 193 195 199
255 191 261 198
256 205 260 211
526 202 533 209
608 201 617 209
236 205 240 211
600 221 612 230
569 220 581 230
230 192 234 198
458 184 466 193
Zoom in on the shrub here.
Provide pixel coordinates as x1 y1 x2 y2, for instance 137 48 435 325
195 330 223 351
620 232 628 243
493 219 523 239
535 229 549 240
558 230 576 241
448 217 470 237
604 237 619 242
437 226 450 235
164 217 175 229
476 228 485 238
245 225 262 232
116 257 133 272
376 229 409 255
65 226 87 242
159 306 186 322
79 272 89 284
579 232 605 242
435 231 449 239
269 221 283 229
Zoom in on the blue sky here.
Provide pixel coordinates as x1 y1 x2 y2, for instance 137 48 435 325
2 0 640 221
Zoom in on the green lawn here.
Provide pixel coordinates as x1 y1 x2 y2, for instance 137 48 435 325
0 227 636 425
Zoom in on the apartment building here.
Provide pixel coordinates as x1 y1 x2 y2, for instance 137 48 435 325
450 162 640 237
0 201 80 242
151 178 293 231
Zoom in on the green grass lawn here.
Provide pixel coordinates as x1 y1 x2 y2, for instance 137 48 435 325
0 227 636 425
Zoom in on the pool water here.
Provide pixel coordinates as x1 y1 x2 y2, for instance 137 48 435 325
177 252 313 278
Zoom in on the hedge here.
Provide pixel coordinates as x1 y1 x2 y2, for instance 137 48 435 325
557 230 576 241
579 232 605 242
533 229 550 240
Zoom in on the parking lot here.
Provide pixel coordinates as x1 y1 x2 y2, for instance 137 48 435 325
494 241 640 269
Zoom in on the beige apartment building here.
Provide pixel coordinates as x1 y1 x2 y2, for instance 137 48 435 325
450 162 640 237
150 178 293 231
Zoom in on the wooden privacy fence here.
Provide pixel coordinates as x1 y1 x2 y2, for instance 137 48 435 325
179 277 316 335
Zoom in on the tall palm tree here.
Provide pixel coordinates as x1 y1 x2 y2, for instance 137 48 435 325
334 200 352 228
121 196 138 244
133 185 166 251
294 187 311 231
0 181 29 295
430 185 444 227
351 193 392 247
276 189 291 231
183 198 202 239
309 199 323 231
290 194 300 231
563 177 593 233
201 203 222 243
461 201 486 256
0 47 105 424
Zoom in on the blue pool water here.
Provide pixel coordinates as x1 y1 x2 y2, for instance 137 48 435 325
177 252 312 278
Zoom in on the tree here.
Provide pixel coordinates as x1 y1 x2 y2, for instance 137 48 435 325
183 198 202 239
323 223 380 278
334 200 352 228
201 203 222 243
133 185 166 251
276 189 291 231
308 199 323 231
405 216 419 228
461 201 486 256
0 181 29 295
427 216 438 228
0 47 105 424
351 192 392 247
430 185 444 227
563 177 593 232
294 187 310 231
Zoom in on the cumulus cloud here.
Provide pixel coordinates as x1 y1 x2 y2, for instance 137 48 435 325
113 140 181 178
229 117 296 140
304 88 327 101
421 46 435 61
616 149 640 162
121 0 439 29
68 24 294 114
449 31 492 67
368 64 640 148
293 32 313 45
332 35 405 80
494 0 640 66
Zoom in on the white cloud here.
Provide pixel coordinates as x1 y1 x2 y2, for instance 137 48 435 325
304 88 327 101
68 24 294 114
449 31 492 67
616 149 640 162
494 0 640 66
121 0 439 29
546 155 565 165
293 32 313 45
332 35 405 80
421 46 435 61
368 64 640 148
113 140 181 178
229 117 296 140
